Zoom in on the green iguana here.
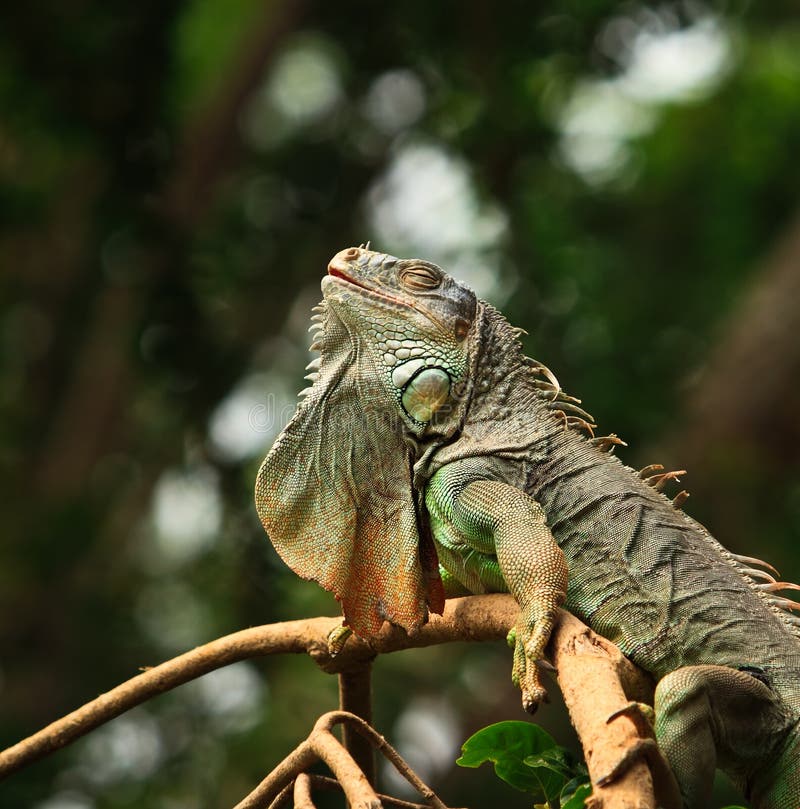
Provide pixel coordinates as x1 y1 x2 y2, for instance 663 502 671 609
255 246 800 808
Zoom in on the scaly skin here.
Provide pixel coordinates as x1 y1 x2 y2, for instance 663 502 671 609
255 247 800 807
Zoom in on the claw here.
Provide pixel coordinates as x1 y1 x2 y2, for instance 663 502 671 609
522 687 548 714
597 738 660 786
327 624 352 656
510 608 561 715
607 701 656 735
597 711 683 809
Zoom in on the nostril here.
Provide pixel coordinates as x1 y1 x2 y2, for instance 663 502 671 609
344 247 359 260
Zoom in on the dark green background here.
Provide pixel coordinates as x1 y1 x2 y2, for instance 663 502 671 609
2 2 799 807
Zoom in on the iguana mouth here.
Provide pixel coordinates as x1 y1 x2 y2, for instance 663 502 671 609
327 259 407 308
326 255 369 289
326 264 359 285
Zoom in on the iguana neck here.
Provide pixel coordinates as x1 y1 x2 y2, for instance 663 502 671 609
413 302 576 486
469 302 561 431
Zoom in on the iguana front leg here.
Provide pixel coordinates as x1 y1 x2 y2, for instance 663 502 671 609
427 472 568 711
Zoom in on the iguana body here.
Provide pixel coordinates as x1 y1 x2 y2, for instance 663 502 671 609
255 246 800 808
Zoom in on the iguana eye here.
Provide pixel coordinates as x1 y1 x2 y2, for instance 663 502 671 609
400 266 440 291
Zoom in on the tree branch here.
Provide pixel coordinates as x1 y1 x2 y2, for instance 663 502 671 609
548 612 680 809
298 774 448 809
0 615 342 779
233 711 456 809
0 595 666 809
338 665 375 785
0 596 516 779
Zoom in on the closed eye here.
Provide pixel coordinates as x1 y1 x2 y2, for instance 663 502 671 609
400 266 441 291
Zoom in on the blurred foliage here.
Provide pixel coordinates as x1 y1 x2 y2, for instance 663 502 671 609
2 1 799 807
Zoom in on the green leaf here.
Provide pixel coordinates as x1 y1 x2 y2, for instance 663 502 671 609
524 745 572 777
561 781 593 809
457 720 567 801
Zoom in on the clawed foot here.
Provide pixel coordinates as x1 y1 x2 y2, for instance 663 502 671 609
507 613 557 713
596 737 660 786
598 701 657 785
599 703 682 809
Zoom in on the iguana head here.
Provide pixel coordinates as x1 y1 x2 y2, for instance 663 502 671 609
255 247 479 639
323 246 477 430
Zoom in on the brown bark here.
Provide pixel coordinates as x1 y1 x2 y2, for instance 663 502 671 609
0 596 665 808
548 612 679 809
338 665 376 785
233 711 458 809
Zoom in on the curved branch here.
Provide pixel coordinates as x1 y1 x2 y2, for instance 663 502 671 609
291 773 315 808
323 712 449 809
0 597 515 780
300 775 444 809
0 615 341 779
234 711 454 809
268 779 295 809
0 594 664 809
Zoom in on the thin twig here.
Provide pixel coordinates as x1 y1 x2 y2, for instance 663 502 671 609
234 738 322 809
322 712 448 809
304 774 457 809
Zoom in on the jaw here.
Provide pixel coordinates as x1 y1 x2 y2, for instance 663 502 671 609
326 261 408 309
321 274 446 348
322 273 411 319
